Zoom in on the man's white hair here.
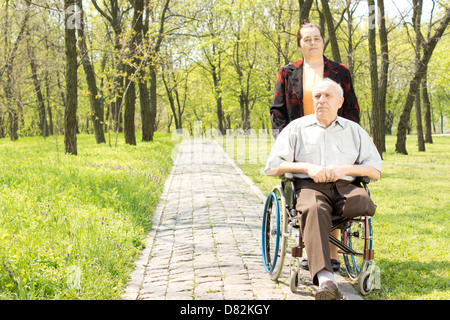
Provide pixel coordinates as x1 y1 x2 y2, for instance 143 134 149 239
313 78 343 98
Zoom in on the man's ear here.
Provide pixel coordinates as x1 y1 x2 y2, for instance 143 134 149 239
338 96 344 109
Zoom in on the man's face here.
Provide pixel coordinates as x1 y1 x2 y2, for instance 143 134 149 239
313 82 344 125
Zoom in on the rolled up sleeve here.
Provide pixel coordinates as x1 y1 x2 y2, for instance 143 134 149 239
357 129 382 173
265 125 295 174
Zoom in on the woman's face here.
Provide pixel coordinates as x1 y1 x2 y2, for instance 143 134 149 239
298 26 324 58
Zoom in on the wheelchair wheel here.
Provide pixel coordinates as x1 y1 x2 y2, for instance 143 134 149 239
358 270 374 296
262 186 288 281
289 258 299 293
341 217 372 280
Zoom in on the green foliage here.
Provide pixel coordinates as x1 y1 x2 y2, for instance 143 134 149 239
235 135 450 300
0 133 176 299
1 1 448 140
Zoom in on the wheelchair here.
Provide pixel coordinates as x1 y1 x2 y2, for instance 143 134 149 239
262 173 376 296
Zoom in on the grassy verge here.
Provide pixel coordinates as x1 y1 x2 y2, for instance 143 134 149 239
0 133 176 299
220 134 449 300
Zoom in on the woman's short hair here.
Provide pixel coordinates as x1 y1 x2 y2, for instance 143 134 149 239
297 19 324 48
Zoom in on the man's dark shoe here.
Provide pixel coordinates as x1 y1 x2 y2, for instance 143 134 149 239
331 259 341 272
301 259 341 272
315 280 343 300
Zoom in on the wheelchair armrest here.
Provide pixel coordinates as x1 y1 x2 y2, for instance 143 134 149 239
354 176 371 196
354 176 370 185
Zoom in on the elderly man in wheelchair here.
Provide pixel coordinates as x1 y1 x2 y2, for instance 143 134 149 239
263 78 382 300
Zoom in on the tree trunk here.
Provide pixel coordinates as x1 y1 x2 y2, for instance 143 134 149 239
233 31 252 131
422 71 433 143
140 1 151 141
367 0 383 156
162 71 181 130
395 7 450 154
145 0 171 141
8 110 18 141
239 94 251 131
29 57 48 137
413 0 425 152
124 76 136 145
77 0 105 143
2 1 30 141
377 0 388 153
112 48 124 133
174 85 186 130
0 113 5 138
299 0 314 23
124 36 137 146
346 7 355 76
212 68 225 135
414 89 425 151
148 61 158 141
26 33 49 137
91 0 124 133
45 70 54 135
140 78 152 140
64 0 78 155
321 0 341 63
57 71 66 108
124 0 145 146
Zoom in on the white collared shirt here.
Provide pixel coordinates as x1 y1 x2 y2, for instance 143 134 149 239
265 114 382 181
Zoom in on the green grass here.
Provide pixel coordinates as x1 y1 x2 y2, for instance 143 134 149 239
1 131 447 300
221 134 450 300
0 133 176 299
366 135 449 300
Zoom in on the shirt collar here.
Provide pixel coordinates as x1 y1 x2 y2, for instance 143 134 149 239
304 115 345 129
334 117 346 128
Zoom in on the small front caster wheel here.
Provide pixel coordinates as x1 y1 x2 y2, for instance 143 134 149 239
358 270 374 296
290 266 299 293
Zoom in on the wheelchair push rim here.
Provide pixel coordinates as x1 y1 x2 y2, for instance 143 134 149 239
262 186 288 280
262 191 280 273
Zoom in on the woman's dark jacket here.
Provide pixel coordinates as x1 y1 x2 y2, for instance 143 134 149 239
270 56 360 135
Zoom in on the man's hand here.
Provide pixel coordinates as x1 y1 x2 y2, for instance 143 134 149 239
307 164 350 182
326 165 350 182
306 164 331 183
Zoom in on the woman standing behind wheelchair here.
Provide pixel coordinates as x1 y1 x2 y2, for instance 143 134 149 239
269 19 361 275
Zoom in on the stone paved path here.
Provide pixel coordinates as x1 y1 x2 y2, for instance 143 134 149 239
122 139 362 300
